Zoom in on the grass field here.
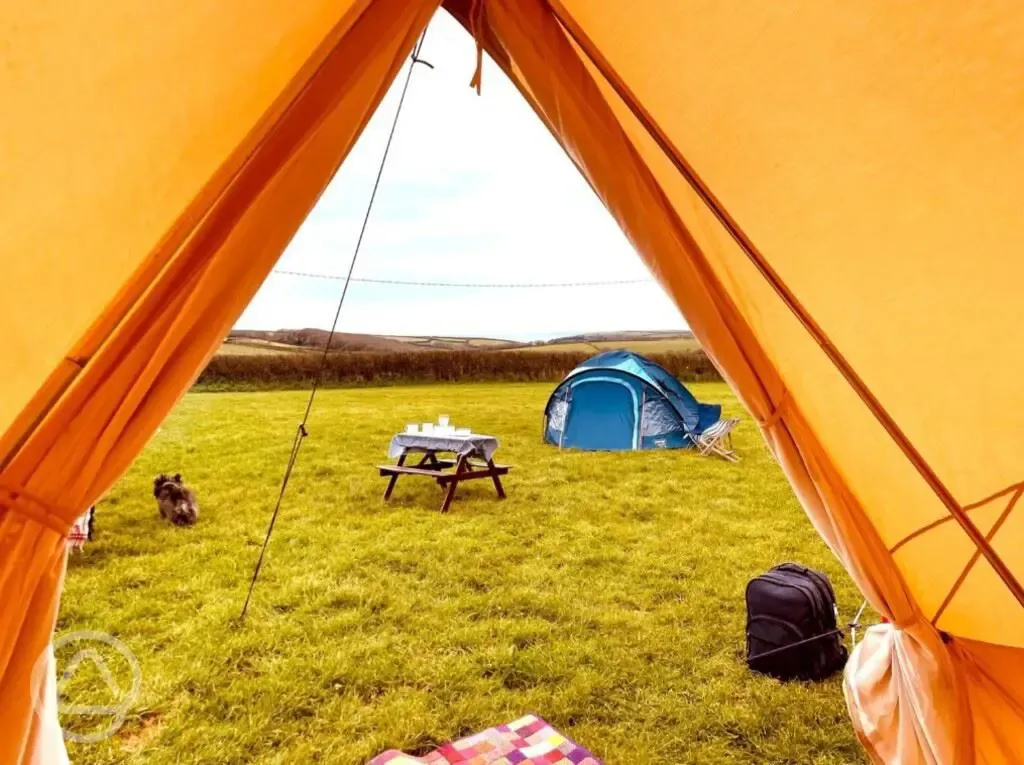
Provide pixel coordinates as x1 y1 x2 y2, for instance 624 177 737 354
513 339 701 354
596 338 700 353
217 341 309 356
380 336 519 350
216 332 699 357
59 383 866 764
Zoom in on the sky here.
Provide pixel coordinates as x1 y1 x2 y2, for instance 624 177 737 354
236 13 687 342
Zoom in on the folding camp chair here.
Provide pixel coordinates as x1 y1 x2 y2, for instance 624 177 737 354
691 417 740 462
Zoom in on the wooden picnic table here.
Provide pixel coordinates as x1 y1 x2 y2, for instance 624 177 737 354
378 432 509 513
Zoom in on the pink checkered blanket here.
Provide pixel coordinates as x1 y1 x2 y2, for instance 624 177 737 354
368 715 600 765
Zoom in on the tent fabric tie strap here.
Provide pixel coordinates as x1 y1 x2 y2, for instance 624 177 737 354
757 389 789 430
0 483 72 535
468 0 485 93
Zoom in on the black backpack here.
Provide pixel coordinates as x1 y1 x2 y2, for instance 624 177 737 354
745 563 848 681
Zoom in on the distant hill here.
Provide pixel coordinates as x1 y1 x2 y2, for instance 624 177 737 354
511 330 698 354
549 330 694 343
222 329 697 356
227 329 432 353
377 335 524 351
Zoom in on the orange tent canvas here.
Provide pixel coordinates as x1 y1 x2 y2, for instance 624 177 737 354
3 1 1023 762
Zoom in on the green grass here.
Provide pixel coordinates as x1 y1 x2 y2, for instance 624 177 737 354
60 383 866 764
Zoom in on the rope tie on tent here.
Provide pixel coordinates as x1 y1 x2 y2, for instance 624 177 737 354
0 483 71 535
468 0 485 94
240 27 432 620
757 388 789 429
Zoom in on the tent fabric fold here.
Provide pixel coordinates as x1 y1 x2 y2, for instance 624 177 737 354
2 1 1022 762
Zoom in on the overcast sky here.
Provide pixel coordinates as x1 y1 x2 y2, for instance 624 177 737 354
236 12 687 341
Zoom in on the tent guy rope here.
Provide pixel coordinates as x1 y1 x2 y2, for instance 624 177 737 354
240 30 433 619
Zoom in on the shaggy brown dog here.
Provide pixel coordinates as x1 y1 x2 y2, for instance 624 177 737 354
153 473 199 526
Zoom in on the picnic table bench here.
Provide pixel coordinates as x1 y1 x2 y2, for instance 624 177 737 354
379 432 509 513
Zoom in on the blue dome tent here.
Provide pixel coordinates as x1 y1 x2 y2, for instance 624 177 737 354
543 351 722 451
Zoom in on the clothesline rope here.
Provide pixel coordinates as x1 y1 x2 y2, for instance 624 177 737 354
270 269 653 288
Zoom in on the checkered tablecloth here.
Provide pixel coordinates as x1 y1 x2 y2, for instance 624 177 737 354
387 433 499 462
368 715 600 765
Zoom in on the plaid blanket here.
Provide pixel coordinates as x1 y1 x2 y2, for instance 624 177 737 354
368 715 600 765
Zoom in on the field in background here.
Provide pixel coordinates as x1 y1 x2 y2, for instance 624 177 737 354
198 350 720 390
61 383 866 765
218 330 698 357
209 331 712 389
511 337 701 354
217 341 305 356
381 336 520 351
224 330 525 354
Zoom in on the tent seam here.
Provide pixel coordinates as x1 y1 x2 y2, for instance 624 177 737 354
0 485 70 535
932 487 1023 626
889 478 1024 554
